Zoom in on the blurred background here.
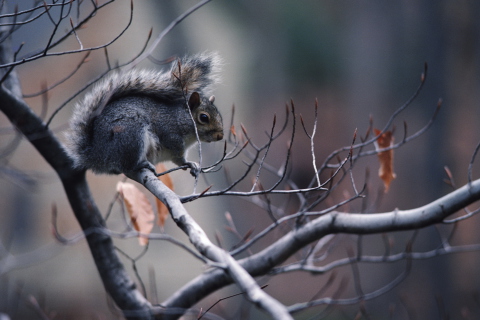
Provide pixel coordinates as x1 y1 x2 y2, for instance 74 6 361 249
1 1 480 319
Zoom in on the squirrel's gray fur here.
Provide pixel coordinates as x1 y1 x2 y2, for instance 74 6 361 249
65 52 223 176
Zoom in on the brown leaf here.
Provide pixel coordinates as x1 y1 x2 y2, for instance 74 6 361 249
374 129 396 192
116 182 154 245
155 163 174 229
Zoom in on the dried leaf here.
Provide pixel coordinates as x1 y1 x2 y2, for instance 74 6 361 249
155 163 174 229
443 165 456 188
374 129 396 192
116 182 154 245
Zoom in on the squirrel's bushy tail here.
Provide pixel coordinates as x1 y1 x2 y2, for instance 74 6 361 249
65 52 221 169
171 52 222 97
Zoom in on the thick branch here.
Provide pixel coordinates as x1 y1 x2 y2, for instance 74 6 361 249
127 169 293 320
161 179 480 312
0 24 151 320
0 85 152 320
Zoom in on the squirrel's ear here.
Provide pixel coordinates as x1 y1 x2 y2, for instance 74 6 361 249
188 92 201 111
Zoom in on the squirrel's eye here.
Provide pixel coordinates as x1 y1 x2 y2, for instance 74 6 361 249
199 113 210 124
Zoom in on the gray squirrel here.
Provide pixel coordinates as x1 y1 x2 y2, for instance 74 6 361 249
65 52 224 177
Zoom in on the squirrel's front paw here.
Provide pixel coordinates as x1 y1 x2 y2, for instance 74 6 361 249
186 161 201 177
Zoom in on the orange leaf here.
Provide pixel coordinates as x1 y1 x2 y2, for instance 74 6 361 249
155 163 174 229
374 129 396 192
116 182 154 245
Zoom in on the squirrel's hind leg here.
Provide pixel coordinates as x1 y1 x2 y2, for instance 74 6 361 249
90 116 153 175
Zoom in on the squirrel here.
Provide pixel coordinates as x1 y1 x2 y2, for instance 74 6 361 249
65 52 224 177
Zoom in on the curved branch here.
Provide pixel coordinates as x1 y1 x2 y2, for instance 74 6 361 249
0 85 152 320
0 9 151 317
161 178 480 313
127 169 293 320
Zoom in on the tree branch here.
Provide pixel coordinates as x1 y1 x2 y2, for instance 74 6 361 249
127 169 293 320
161 178 480 314
0 6 151 318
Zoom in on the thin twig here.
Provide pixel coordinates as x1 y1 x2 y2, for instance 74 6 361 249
131 0 212 66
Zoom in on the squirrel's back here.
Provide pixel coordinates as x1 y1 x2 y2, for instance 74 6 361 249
65 52 222 171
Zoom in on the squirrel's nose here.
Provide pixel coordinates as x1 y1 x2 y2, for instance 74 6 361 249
215 132 224 141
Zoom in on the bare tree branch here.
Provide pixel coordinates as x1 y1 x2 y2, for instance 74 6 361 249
0 3 152 319
160 178 480 315
127 169 294 320
0 86 153 319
